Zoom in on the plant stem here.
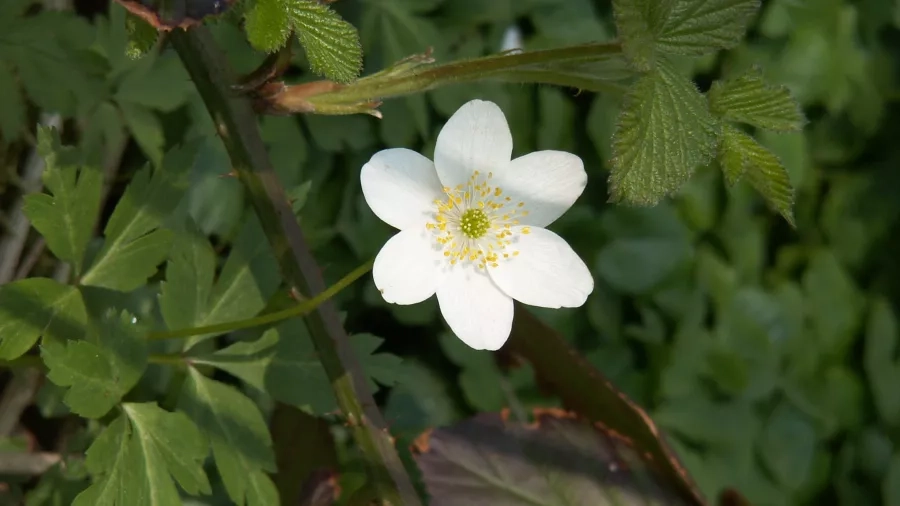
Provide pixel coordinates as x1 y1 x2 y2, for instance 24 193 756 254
148 258 374 341
169 27 421 505
307 41 629 109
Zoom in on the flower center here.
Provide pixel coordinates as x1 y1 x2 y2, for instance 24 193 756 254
459 208 490 238
425 170 530 270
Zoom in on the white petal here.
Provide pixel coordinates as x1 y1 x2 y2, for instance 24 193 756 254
489 227 593 309
361 148 443 230
491 150 587 227
374 229 444 305
433 100 513 188
436 267 513 351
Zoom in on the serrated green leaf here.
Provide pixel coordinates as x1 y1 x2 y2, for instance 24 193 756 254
709 68 806 131
81 143 198 291
189 321 403 414
0 60 25 140
72 403 210 506
288 0 362 83
718 124 795 225
124 13 158 60
42 311 147 418
613 0 758 68
609 59 717 205
245 0 292 53
162 216 279 350
0 278 87 360
656 0 759 56
177 369 278 506
23 129 103 273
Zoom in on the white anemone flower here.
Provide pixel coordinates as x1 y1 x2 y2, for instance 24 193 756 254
360 99 594 350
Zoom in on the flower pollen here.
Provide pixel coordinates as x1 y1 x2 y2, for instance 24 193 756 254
426 170 529 270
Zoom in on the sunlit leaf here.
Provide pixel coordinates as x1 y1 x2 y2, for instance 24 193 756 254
709 68 806 132
177 369 278 506
0 278 87 360
717 124 795 225
289 0 362 83
23 128 103 273
42 311 147 418
161 216 280 350
245 0 292 53
413 409 694 505
72 403 211 506
124 12 158 59
81 142 198 291
609 58 717 205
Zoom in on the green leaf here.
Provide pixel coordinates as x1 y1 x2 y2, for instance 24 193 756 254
160 216 280 349
23 128 103 273
759 402 818 491
612 0 759 69
413 410 693 505
609 58 717 205
119 103 165 166
42 311 148 418
717 124 795 225
245 0 292 53
885 454 900 506
289 0 363 83
802 250 864 359
864 298 900 426
124 12 158 60
189 321 403 414
0 59 25 139
177 369 278 506
0 278 87 360
81 143 198 291
596 237 691 294
709 68 806 132
72 403 211 506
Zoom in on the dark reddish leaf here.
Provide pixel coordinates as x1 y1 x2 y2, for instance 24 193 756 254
507 304 708 505
113 0 236 31
412 409 693 506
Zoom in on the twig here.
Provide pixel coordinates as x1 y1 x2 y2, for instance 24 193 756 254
0 370 41 438
0 452 80 475
170 27 421 505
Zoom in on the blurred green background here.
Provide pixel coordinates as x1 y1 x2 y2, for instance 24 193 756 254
3 0 900 505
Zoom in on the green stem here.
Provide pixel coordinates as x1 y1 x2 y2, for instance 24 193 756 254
170 27 421 505
148 258 374 341
306 41 630 110
148 353 187 366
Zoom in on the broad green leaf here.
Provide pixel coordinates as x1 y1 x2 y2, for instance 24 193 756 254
609 59 717 205
24 128 103 273
0 278 87 360
189 321 403 414
289 0 363 83
802 250 863 359
159 228 217 332
596 237 691 294
177 369 278 506
124 12 158 59
162 216 280 350
42 311 147 418
245 0 292 53
413 410 693 506
73 403 210 506
438 333 505 411
717 124 795 225
864 298 900 426
0 60 25 139
115 55 193 113
709 68 806 132
119 103 165 166
81 143 198 291
612 0 759 69
759 402 818 491
655 0 759 57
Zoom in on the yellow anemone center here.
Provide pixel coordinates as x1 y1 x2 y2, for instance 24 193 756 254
425 170 531 270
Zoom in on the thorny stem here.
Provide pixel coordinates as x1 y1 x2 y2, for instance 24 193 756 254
169 27 421 505
147 258 374 341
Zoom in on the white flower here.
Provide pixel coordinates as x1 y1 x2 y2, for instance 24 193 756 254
360 99 594 350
